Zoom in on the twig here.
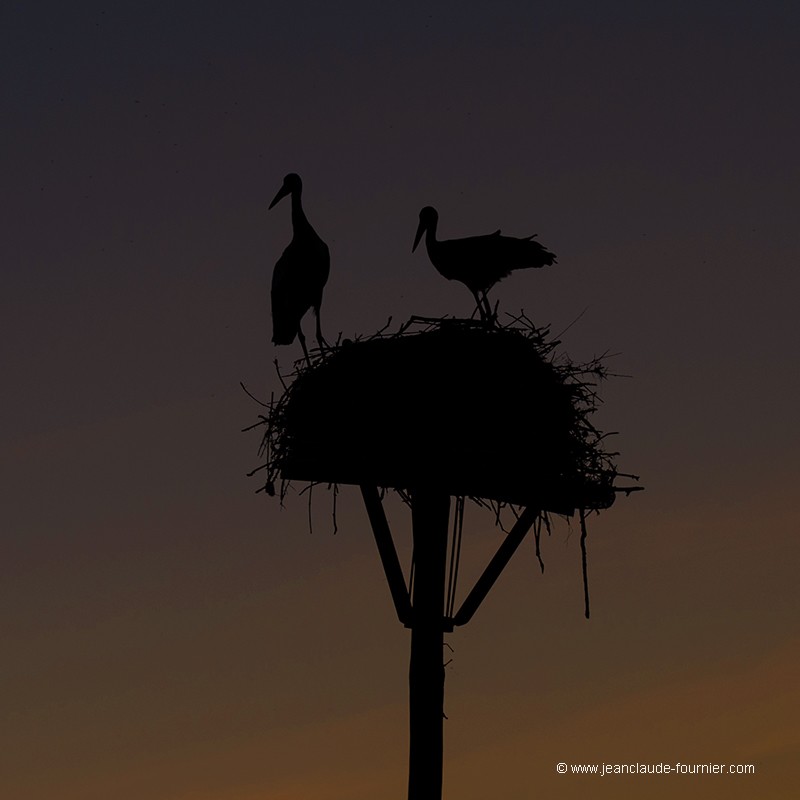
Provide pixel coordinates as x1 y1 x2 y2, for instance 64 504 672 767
376 316 393 335
579 508 590 619
240 381 270 408
307 482 314 534
273 359 287 390
554 306 589 339
241 416 267 432
533 515 545 573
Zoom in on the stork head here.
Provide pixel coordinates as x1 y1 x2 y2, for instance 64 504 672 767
412 206 438 252
269 173 302 209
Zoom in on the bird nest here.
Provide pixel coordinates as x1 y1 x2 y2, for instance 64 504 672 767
247 314 638 517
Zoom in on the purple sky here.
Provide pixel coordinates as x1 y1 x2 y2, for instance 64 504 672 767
2 3 798 798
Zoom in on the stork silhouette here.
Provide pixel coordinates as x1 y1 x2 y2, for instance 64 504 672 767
269 173 330 361
412 206 556 320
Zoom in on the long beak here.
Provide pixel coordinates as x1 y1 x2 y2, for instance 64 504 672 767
412 219 426 252
268 184 290 210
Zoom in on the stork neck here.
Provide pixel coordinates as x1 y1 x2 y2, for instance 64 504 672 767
290 189 311 232
425 220 439 249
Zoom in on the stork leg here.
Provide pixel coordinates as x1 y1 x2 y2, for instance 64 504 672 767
470 290 486 321
314 305 328 351
480 291 494 323
297 326 310 364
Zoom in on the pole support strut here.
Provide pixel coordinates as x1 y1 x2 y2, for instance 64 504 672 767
360 485 413 626
451 505 539 627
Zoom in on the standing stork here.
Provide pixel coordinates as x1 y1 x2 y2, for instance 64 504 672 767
269 173 330 360
412 206 557 321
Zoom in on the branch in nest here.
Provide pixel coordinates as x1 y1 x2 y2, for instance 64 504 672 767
240 381 270 408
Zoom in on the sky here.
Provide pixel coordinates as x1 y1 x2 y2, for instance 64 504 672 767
2 1 799 798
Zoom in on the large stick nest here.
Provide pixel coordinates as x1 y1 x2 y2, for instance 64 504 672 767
249 314 638 517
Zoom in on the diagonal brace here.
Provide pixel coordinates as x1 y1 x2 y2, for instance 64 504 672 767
451 505 539 627
360 485 413 626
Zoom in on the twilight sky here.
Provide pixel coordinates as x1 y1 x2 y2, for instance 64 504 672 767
2 2 799 798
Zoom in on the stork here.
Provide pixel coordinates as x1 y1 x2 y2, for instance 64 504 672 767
269 173 330 361
412 206 557 321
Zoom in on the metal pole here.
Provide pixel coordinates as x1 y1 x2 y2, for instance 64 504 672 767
407 487 450 800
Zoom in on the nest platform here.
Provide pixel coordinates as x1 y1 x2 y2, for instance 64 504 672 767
261 317 621 515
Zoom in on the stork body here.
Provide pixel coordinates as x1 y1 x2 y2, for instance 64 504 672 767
269 173 330 360
412 206 556 320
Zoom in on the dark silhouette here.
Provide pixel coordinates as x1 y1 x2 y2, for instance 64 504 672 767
275 321 596 508
412 206 557 320
255 317 634 798
254 312 639 800
269 173 330 360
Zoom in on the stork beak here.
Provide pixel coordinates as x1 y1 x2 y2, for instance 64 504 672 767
412 219 426 252
269 183 290 210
